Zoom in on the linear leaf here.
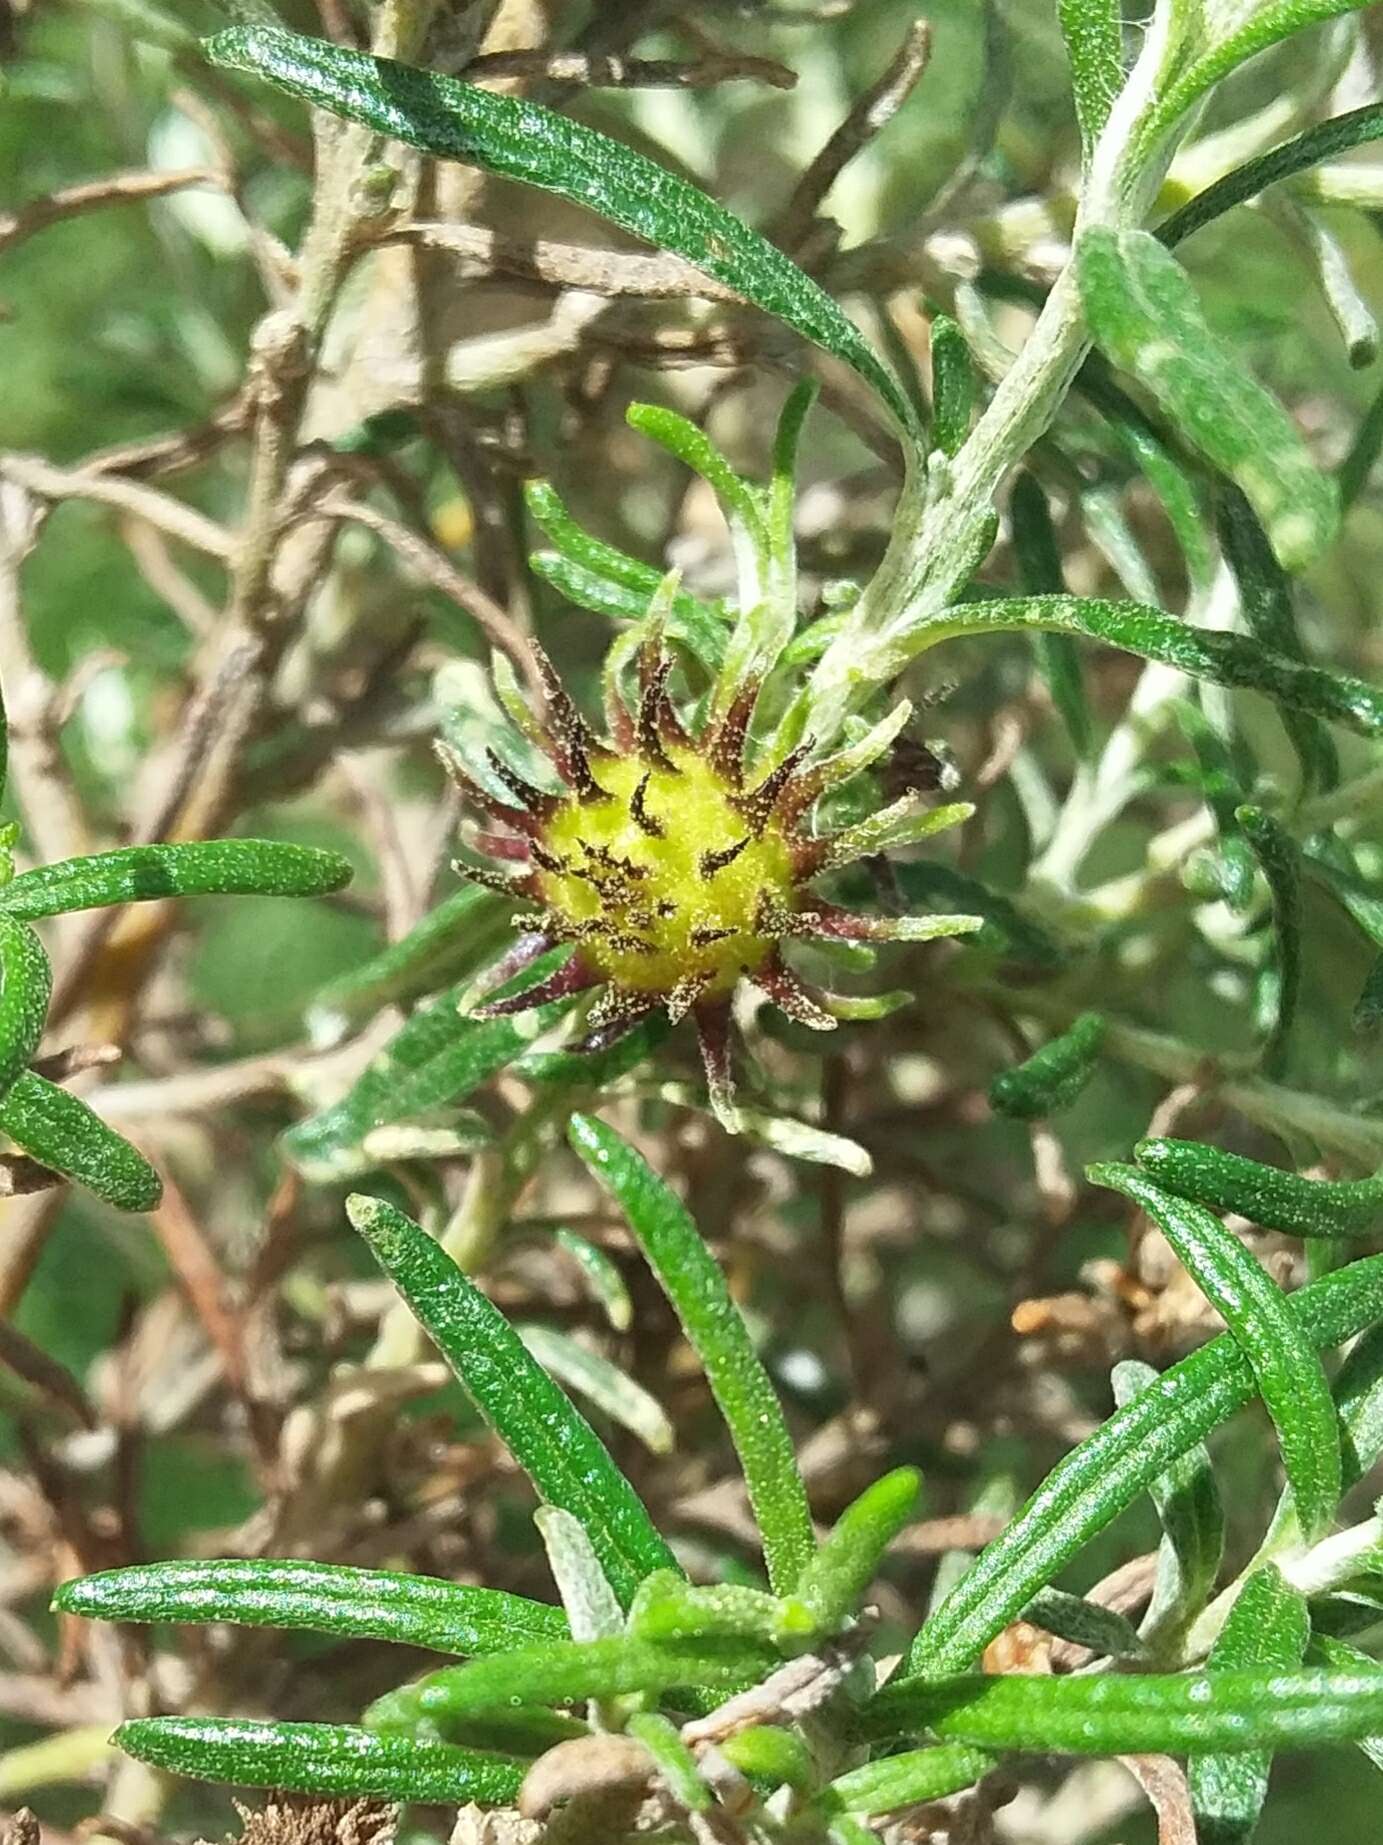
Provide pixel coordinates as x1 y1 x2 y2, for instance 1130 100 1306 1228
901 1252 1383 1677
891 862 1063 967
1134 1138 1383 1239
540 1227 633 1333
1158 102 1383 248
0 1071 161 1212
989 1012 1105 1120
1143 3 1383 150
1022 1587 1145 1660
568 1113 815 1596
1113 1358 1225 1652
862 1665 1383 1755
1091 1164 1341 1542
818 1744 992 1819
286 974 566 1181
0 915 50 1102
1217 487 1338 795
0 840 351 919
366 1633 768 1734
929 316 975 457
1236 805 1302 1075
54 1558 566 1656
347 1194 678 1606
204 25 915 433
1010 471 1093 758
113 1717 524 1804
1056 0 1124 155
794 1467 921 1638
1077 228 1338 570
517 1323 675 1455
534 1507 623 1643
1189 1566 1308 1845
629 1573 787 1647
306 884 511 1043
916 595 1383 736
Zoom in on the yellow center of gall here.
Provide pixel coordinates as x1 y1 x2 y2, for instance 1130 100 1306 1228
535 745 794 998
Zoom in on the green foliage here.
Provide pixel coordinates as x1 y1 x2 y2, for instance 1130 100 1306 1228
989 1011 1106 1119
19 3 1383 1837
1092 1164 1342 1542
1077 227 1339 570
1189 1567 1310 1844
1056 0 1125 156
568 1113 815 1596
345 1193 678 1606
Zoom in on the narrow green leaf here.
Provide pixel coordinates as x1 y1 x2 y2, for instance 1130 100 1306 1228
366 1633 768 1734
818 1744 991 1819
1077 228 1338 570
1010 472 1093 758
1171 699 1256 912
526 479 729 635
0 915 50 1101
1134 1138 1383 1238
892 862 1063 967
55 1558 567 1656
542 1227 633 1333
0 840 352 920
1022 1587 1145 1660
286 975 567 1181
1158 102 1383 249
1236 805 1302 1075
1303 836 1383 952
989 1012 1105 1120
0 1072 161 1212
113 1717 524 1804
1189 1566 1309 1845
517 1323 675 1455
204 26 915 434
793 1467 921 1639
1057 0 1124 155
902 1252 1383 1677
1113 1358 1225 1652
306 884 510 1043
1217 487 1338 795
862 1665 1383 1755
630 1572 790 1647
624 1711 710 1811
534 1508 624 1643
568 1114 815 1596
719 1725 815 1791
930 316 975 457
1091 1164 1341 1542
1341 378 1383 509
1143 3 1383 151
1312 1634 1383 1775
1355 952 1383 1033
724 1104 873 1178
915 595 1383 737
347 1194 679 1606
626 403 766 544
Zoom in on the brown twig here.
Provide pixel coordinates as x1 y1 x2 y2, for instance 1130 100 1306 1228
464 48 796 90
771 19 932 252
373 218 743 302
0 169 219 257
315 490 537 683
0 456 233 561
